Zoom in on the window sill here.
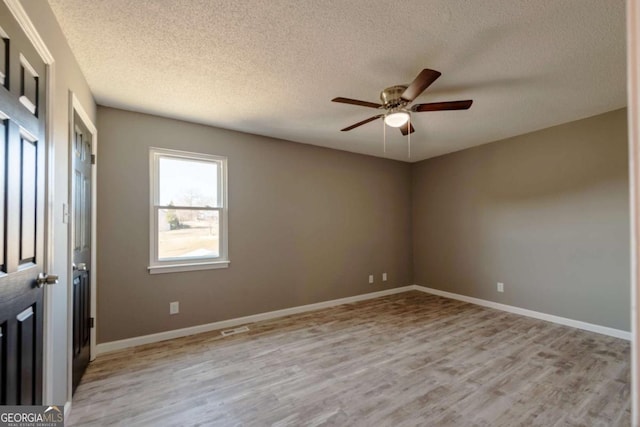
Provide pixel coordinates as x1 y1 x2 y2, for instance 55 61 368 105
148 260 230 275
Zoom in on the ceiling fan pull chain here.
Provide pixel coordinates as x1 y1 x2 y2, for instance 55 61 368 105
408 116 411 159
383 119 386 154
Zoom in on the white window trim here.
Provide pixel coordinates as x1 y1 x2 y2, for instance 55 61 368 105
148 147 229 274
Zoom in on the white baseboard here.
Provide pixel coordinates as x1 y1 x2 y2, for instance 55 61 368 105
96 286 414 355
412 285 631 340
97 284 630 355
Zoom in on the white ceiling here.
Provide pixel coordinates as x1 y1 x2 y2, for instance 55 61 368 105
47 0 627 162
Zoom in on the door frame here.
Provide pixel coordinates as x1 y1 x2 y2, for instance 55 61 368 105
67 92 98 400
628 0 640 423
3 0 56 404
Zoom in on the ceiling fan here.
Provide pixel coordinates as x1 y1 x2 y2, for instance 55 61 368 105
332 68 473 136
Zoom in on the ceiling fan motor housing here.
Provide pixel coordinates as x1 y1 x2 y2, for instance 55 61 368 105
380 85 409 109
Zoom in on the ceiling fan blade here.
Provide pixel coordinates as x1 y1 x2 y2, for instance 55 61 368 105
399 122 415 136
341 115 383 131
412 100 473 112
401 69 442 102
332 97 382 109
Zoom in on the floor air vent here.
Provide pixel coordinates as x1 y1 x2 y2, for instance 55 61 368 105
221 326 250 337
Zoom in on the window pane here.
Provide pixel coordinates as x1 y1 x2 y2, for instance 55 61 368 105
159 157 218 207
158 209 219 260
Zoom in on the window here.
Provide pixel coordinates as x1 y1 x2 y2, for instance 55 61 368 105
148 147 228 274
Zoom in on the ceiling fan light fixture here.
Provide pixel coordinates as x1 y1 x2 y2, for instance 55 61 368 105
384 111 410 128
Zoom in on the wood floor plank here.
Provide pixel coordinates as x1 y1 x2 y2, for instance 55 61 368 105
68 291 630 426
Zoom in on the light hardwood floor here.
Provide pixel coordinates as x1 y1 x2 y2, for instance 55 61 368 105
68 291 630 426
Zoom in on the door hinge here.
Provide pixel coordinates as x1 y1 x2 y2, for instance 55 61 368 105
91 154 96 165
89 317 95 328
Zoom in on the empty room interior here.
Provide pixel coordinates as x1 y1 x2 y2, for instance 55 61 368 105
1 0 639 425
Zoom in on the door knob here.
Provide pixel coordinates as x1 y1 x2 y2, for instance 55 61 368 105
36 273 59 288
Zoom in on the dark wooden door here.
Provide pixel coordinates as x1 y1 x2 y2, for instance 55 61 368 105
0 2 49 405
71 112 92 394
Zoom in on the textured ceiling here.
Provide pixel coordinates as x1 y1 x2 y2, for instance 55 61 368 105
47 0 626 162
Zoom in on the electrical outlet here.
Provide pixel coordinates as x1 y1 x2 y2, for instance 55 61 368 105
368 274 374 284
382 272 387 282
497 282 504 293
169 301 180 315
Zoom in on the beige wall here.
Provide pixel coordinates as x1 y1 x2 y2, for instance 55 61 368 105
98 106 630 343
412 109 630 331
96 107 413 343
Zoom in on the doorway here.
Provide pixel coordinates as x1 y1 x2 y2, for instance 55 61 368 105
68 94 97 394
